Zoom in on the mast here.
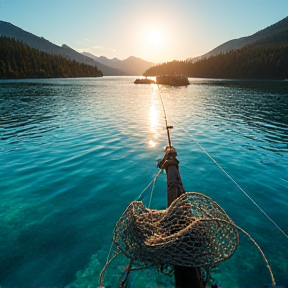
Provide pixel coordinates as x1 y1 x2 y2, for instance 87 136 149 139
158 127 205 288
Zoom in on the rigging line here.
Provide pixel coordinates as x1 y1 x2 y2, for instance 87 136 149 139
106 240 115 265
148 173 157 208
136 169 162 201
101 239 120 286
157 85 172 148
201 218 276 286
173 118 288 241
100 172 162 285
99 250 121 287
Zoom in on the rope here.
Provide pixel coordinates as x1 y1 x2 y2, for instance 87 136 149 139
136 169 162 201
106 241 114 264
233 223 276 286
99 170 163 287
99 250 121 287
148 172 157 208
173 118 288 240
200 218 276 286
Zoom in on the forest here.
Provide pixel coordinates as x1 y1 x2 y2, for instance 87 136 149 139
144 40 288 80
0 36 103 79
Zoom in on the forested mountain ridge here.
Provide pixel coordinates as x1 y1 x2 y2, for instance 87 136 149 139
249 29 288 47
0 20 154 76
0 20 122 76
0 36 103 78
144 40 288 80
188 16 288 62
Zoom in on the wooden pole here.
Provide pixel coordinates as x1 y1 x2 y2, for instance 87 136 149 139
158 146 204 288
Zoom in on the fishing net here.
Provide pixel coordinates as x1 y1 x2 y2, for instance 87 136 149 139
113 192 239 268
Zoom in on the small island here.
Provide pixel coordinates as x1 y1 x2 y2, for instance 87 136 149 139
134 78 155 84
156 75 190 86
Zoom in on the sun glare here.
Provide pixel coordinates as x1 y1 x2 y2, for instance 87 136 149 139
148 88 159 148
148 30 161 45
149 140 156 148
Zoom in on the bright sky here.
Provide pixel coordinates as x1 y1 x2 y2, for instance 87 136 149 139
1 0 287 63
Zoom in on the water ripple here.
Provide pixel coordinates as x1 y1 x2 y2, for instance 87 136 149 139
0 78 287 287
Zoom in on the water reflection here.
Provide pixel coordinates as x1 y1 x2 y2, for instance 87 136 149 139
148 85 160 148
149 140 156 147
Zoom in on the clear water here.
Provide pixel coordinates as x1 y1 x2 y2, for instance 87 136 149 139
1 77 287 288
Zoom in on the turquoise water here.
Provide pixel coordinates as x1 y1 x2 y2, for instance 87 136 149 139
1 77 287 288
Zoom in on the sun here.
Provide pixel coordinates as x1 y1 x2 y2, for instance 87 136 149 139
148 30 161 45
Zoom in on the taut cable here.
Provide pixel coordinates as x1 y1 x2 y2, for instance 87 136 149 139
173 118 288 241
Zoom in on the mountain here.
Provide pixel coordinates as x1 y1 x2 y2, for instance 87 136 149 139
188 16 288 62
82 53 121 66
144 41 288 80
82 52 155 75
116 56 155 76
0 20 123 75
0 36 103 78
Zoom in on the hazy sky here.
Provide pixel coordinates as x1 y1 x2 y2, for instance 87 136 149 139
1 0 287 63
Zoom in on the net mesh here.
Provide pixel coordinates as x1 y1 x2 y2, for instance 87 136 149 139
113 192 239 268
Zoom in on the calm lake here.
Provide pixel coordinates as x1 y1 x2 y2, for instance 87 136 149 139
1 77 288 288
